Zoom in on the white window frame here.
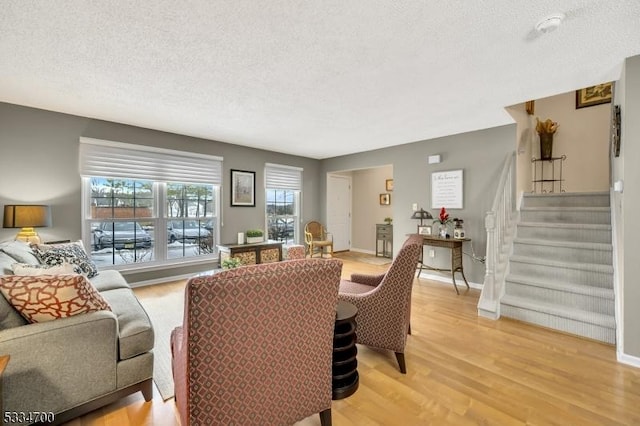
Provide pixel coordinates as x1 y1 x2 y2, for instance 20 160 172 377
265 163 303 245
80 138 223 271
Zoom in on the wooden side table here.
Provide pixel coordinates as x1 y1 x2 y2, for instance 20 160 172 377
217 240 283 265
375 224 393 258
332 301 359 400
417 235 471 294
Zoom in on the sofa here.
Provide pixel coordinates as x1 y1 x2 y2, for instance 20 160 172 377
0 240 154 425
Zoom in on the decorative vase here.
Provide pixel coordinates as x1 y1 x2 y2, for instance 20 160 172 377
438 224 448 238
539 132 554 160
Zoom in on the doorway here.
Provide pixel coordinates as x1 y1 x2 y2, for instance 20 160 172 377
326 174 351 252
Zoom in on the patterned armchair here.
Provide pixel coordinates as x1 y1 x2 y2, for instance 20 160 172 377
338 234 422 373
171 259 342 426
304 221 333 258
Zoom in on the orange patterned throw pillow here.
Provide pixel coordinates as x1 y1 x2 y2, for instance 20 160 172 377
0 275 111 323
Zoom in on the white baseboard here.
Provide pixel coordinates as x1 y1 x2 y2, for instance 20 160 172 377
617 351 640 368
418 271 483 290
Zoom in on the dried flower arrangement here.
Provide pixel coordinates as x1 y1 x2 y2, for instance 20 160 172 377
535 118 559 135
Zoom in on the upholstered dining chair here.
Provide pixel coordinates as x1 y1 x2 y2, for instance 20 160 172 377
337 234 423 373
171 258 342 426
304 221 333 258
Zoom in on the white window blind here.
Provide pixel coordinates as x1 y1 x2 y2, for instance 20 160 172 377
79 137 223 184
265 163 302 190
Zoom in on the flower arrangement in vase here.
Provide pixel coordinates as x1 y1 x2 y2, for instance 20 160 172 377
433 207 453 238
536 118 559 160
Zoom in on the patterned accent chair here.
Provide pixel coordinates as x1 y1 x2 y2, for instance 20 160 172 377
284 244 306 260
171 258 342 426
304 221 333 258
338 234 422 373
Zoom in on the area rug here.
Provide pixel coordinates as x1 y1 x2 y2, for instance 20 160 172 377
137 284 186 401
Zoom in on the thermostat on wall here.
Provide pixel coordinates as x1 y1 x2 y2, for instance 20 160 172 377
428 154 441 164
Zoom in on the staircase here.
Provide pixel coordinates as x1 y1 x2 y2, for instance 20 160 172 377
500 192 615 344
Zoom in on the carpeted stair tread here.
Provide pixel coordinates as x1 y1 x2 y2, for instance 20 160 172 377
501 295 616 328
509 254 613 273
518 221 611 231
520 206 610 212
514 237 612 251
505 274 614 299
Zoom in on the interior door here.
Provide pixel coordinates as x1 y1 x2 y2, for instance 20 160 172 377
327 174 351 252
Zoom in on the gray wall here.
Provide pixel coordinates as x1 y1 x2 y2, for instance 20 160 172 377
613 55 640 359
321 124 516 285
0 102 321 282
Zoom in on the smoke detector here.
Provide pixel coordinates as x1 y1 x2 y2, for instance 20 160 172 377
535 13 565 34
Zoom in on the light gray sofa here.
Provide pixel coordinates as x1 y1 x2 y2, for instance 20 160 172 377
0 241 154 425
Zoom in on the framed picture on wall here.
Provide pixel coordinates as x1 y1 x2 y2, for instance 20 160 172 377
385 179 394 191
379 193 391 205
231 169 255 207
576 82 613 109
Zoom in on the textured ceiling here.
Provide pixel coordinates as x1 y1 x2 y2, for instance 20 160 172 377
1 1 639 159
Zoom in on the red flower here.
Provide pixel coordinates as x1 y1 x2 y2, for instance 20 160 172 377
435 207 451 225
439 207 449 222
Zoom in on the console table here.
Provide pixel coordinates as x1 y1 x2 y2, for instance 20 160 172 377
375 224 393 258
217 240 283 265
332 301 359 400
417 235 470 295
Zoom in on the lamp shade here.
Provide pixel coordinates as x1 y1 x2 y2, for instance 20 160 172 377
3 205 51 228
411 209 433 220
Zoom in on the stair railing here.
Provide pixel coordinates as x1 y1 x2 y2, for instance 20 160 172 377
478 151 517 319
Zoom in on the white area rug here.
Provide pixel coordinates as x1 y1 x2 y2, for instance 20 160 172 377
137 284 185 401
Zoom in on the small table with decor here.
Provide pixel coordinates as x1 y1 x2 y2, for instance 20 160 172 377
416 234 471 295
217 240 283 265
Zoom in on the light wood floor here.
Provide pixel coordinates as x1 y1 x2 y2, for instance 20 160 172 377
65 254 640 425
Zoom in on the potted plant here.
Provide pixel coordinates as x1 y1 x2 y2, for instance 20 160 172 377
245 229 264 244
384 217 393 225
433 207 453 238
221 257 243 269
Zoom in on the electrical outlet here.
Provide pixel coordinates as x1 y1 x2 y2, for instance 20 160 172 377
428 249 435 258
412 203 418 211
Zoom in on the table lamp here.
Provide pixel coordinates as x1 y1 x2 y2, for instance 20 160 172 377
3 204 51 244
411 208 433 230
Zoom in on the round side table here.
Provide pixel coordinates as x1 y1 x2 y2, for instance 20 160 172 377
332 300 359 399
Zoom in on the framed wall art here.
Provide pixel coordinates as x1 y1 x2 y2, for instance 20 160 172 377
385 179 394 191
576 82 613 109
379 193 391 205
231 169 255 207
612 105 621 157
431 169 463 209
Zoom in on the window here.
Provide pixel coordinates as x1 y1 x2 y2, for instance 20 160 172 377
80 138 222 269
166 183 215 260
265 164 302 245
